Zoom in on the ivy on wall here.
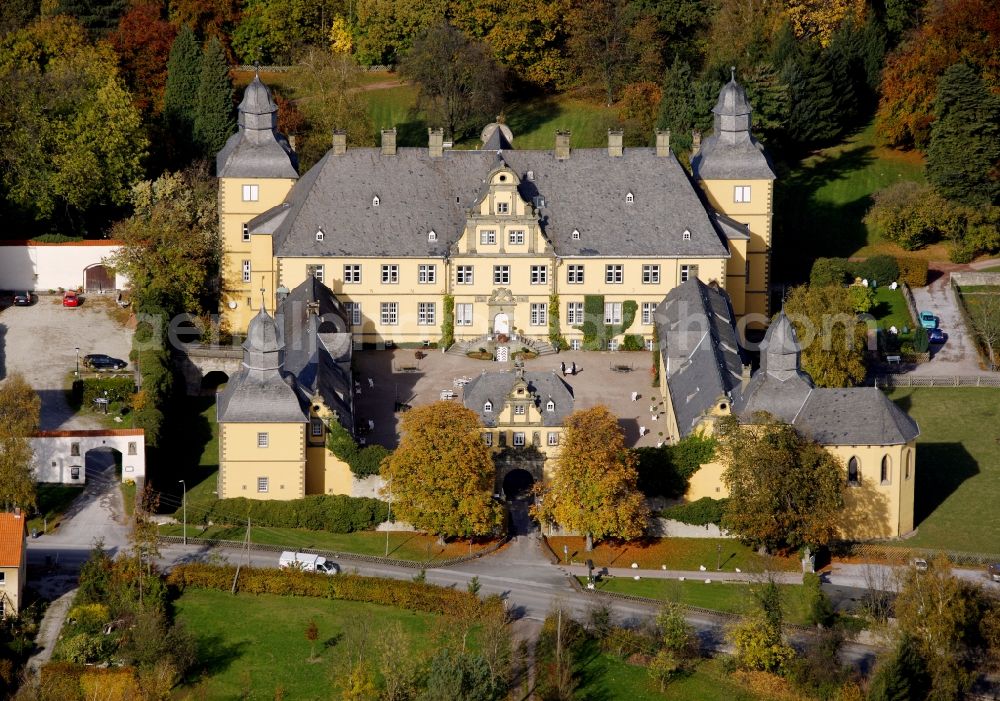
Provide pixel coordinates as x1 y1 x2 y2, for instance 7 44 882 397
441 294 455 349
327 419 391 478
548 294 568 350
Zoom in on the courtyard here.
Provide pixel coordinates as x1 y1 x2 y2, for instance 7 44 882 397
351 348 666 450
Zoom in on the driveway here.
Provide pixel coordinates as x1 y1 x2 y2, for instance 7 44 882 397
908 273 990 376
0 294 133 429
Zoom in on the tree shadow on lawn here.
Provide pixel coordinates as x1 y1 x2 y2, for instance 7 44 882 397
191 633 251 679
502 97 562 140
914 442 979 529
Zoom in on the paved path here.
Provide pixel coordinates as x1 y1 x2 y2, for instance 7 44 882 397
909 273 992 376
24 588 76 676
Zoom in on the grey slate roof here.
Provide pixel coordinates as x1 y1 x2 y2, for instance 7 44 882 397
216 75 298 179
263 147 730 260
712 211 751 241
462 371 574 427
691 132 775 181
655 279 745 437
794 389 920 445
482 123 514 150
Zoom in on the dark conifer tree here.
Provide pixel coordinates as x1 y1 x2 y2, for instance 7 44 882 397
193 36 235 159
163 25 201 162
656 57 695 151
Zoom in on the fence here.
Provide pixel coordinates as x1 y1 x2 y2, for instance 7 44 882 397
233 64 391 73
900 282 920 329
874 374 1000 388
848 542 1000 567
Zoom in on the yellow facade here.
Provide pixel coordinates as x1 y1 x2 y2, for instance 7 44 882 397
218 423 307 499
0 563 23 619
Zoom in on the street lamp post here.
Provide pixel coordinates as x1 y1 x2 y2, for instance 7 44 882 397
75 347 80 377
178 479 187 545
385 479 392 557
716 543 722 571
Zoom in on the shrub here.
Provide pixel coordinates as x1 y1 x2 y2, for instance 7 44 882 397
70 377 135 410
810 258 850 287
600 626 659 659
661 497 727 526
849 255 899 286
622 334 645 351
895 257 928 287
848 285 876 313
865 182 953 250
185 494 390 532
912 326 930 353
327 420 392 478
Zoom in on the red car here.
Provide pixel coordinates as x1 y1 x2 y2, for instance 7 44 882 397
62 291 80 307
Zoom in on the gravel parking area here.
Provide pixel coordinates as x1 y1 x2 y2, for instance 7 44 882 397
0 293 133 429
352 349 666 450
909 275 991 375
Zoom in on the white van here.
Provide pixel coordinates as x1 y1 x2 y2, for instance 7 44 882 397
279 551 339 575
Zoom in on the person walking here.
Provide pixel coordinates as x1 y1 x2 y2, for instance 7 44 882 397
560 361 566 376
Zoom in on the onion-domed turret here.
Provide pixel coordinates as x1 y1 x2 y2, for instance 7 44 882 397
238 74 279 131
242 306 283 377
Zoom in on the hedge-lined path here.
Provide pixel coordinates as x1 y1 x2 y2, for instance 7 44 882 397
25 587 76 677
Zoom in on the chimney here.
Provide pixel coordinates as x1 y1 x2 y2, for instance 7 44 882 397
332 130 346 155
691 130 701 156
428 127 444 158
288 135 297 151
607 129 623 157
381 128 397 156
554 130 571 160
655 129 671 157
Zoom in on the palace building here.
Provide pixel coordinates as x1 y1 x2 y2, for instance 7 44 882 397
216 73 775 344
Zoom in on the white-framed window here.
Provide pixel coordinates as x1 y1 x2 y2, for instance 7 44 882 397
626 192 634 203
604 302 622 325
484 400 493 412
343 264 361 283
682 229 691 241
567 265 584 284
483 432 493 446
242 184 259 201
530 265 548 284
571 338 582 350
645 338 655 351
257 476 269 492
306 264 324 283
128 442 137 455
380 302 398 325
509 230 525 245
456 303 473 326
372 195 380 206
514 404 526 415
257 432 269 448
513 432 525 446
480 230 496 245
546 400 555 412
493 265 510 285
547 431 559 446
605 264 623 284
417 302 436 325
571 229 580 240
642 264 660 284
608 338 619 351
242 223 250 242
71 467 80 480
497 201 509 214
242 260 251 283
457 265 474 284
418 264 437 284
311 418 324 437
530 303 547 326
345 302 361 326
381 264 398 284
566 302 583 325
642 302 656 325
680 264 698 283
734 185 751 203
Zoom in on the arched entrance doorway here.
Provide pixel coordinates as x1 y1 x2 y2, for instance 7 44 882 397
200 371 229 395
502 468 535 499
84 264 114 292
85 446 122 488
493 313 510 336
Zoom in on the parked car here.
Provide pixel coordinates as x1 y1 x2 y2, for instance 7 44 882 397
278 551 339 575
918 311 938 329
912 558 929 572
62 291 80 307
13 292 33 306
989 564 1000 582
928 328 948 343
83 354 127 371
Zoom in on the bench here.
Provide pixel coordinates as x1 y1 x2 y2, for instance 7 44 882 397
886 355 901 365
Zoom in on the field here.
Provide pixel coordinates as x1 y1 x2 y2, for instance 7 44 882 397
576 577 812 625
889 387 1000 552
547 536 799 572
173 588 444 700
774 122 928 282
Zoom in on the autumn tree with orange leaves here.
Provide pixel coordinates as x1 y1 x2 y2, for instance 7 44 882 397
380 402 504 539
533 406 649 550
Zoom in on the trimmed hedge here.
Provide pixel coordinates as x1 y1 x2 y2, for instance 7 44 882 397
661 497 727 526
810 258 850 287
70 376 135 408
167 563 485 616
441 294 454 348
179 494 389 532
896 257 928 287
849 255 899 286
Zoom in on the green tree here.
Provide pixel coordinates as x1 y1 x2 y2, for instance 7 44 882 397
163 25 201 162
419 648 505 701
400 22 504 141
740 62 791 143
718 413 845 552
532 406 649 550
966 292 1000 370
380 402 503 539
353 0 445 66
780 43 851 144
194 36 235 158
927 63 1000 208
867 634 930 701
0 373 40 512
57 0 126 37
782 284 868 387
656 56 695 151
651 598 698 688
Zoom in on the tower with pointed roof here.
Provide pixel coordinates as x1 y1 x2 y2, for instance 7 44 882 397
216 73 300 333
692 69 776 325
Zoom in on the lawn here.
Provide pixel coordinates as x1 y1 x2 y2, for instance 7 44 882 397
174 588 445 700
871 286 915 332
888 388 1000 552
27 484 84 534
577 577 812 625
773 121 927 282
158 522 497 563
169 396 220 519
547 536 799 572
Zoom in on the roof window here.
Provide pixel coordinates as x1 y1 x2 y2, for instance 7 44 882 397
315 229 324 242
571 229 580 240
484 400 493 412
682 229 691 241
626 192 634 203
372 195 380 207
428 230 437 242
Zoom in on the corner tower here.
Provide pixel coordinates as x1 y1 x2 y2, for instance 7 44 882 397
691 69 776 325
216 74 299 333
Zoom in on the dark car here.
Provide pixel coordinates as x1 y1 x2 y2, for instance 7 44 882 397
928 328 948 344
83 354 127 371
13 292 33 306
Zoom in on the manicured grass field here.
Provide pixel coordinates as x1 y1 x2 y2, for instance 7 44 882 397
547 536 799 572
577 577 812 625
872 286 915 331
774 121 927 282
174 588 444 700
27 484 84 534
889 388 1000 552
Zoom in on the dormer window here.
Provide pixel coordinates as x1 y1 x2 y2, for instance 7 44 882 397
484 400 493 412
571 229 580 240
514 404 526 415
497 202 509 214
428 230 437 242
682 229 691 241
546 400 555 412
315 229 324 242
625 192 634 203
372 195 380 207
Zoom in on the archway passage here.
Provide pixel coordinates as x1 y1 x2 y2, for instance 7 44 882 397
200 370 230 394
502 468 537 538
85 446 122 488
503 468 535 499
84 264 114 292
